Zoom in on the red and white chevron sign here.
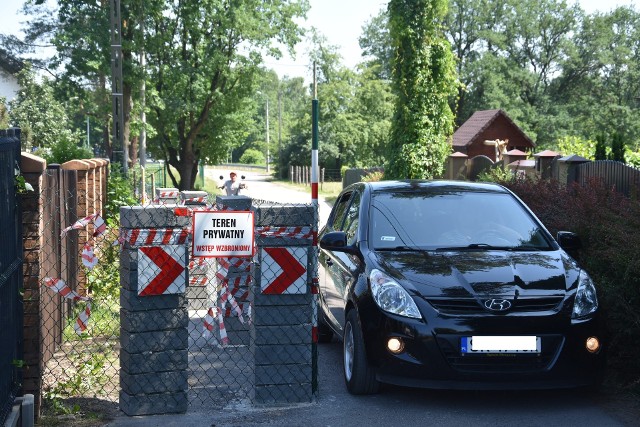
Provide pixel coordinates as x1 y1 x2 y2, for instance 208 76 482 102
260 247 307 294
137 245 186 296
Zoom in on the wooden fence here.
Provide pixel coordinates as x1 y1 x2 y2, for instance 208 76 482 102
445 152 640 198
20 154 109 416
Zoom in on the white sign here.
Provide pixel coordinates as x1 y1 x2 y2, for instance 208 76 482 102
192 211 254 257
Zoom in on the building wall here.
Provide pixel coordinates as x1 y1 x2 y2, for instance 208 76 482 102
466 116 534 158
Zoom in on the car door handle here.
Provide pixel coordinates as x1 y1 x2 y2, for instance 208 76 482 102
326 259 334 266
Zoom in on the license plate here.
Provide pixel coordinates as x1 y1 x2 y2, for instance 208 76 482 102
461 336 540 354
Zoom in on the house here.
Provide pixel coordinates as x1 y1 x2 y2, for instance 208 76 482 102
452 109 535 161
0 47 23 102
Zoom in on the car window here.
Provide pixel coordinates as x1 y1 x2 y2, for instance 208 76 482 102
342 192 362 245
370 190 553 250
329 191 353 231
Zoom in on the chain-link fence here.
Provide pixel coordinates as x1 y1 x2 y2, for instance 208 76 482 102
29 172 318 418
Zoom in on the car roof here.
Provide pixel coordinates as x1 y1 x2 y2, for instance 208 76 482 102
358 180 510 195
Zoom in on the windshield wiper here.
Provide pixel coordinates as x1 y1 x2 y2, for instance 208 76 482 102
435 243 511 251
376 245 423 252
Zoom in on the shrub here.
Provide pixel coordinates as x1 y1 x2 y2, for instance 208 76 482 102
502 178 640 390
239 148 265 165
362 170 384 182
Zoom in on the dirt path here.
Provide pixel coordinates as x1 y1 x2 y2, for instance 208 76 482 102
206 167 332 225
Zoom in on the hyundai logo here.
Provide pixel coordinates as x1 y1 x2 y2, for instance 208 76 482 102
484 299 512 312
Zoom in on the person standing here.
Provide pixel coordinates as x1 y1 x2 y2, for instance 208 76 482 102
219 171 246 196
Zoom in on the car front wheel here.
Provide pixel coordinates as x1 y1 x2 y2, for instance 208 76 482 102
343 309 380 394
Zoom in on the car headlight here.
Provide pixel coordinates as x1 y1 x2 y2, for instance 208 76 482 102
369 269 421 319
572 271 598 319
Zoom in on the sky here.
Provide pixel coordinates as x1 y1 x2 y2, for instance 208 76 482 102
1 0 638 81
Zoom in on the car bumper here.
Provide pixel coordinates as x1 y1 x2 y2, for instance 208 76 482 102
359 304 605 390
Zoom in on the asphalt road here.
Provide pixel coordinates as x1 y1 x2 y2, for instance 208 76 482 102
105 171 632 427
208 167 332 226
107 336 629 427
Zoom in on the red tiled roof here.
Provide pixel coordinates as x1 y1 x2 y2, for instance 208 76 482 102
452 109 534 148
533 149 560 157
506 149 527 155
450 151 468 158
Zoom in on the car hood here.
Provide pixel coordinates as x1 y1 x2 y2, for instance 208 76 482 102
370 250 578 298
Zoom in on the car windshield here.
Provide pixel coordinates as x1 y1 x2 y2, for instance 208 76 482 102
369 190 553 251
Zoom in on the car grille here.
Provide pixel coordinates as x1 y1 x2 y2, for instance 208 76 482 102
436 335 564 374
426 296 564 315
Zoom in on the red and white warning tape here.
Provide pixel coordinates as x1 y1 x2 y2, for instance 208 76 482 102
61 213 107 238
123 228 190 246
189 276 207 287
43 278 91 335
81 241 98 269
255 226 313 240
182 196 208 204
158 191 179 198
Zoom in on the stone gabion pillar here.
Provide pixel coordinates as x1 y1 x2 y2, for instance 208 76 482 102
251 203 316 404
119 205 190 416
155 187 179 205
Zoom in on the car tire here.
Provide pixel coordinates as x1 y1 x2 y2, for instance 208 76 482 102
317 307 334 343
343 309 380 395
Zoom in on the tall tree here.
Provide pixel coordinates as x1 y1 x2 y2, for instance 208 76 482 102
386 0 459 179
145 0 308 189
359 9 393 81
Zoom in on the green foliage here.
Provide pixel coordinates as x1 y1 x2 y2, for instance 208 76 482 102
35 138 93 165
362 170 384 182
359 9 393 80
626 149 640 169
145 0 309 190
595 134 607 161
386 0 459 179
104 169 136 222
477 165 518 183
444 1 640 152
502 178 640 388
8 68 83 155
44 348 113 400
0 97 8 128
239 148 265 165
555 135 596 160
610 131 626 162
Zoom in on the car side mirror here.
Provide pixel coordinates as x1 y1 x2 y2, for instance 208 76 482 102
320 231 358 255
557 231 582 252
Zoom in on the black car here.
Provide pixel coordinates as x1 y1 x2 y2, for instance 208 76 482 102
317 180 604 394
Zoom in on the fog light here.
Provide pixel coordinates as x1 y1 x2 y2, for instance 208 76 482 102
387 337 404 354
586 336 600 353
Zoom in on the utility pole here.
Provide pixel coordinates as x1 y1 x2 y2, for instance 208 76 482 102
278 90 282 179
109 0 126 174
139 7 146 169
266 97 270 174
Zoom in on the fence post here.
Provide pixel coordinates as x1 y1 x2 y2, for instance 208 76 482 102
119 205 190 416
61 160 94 294
252 203 316 404
556 155 590 186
